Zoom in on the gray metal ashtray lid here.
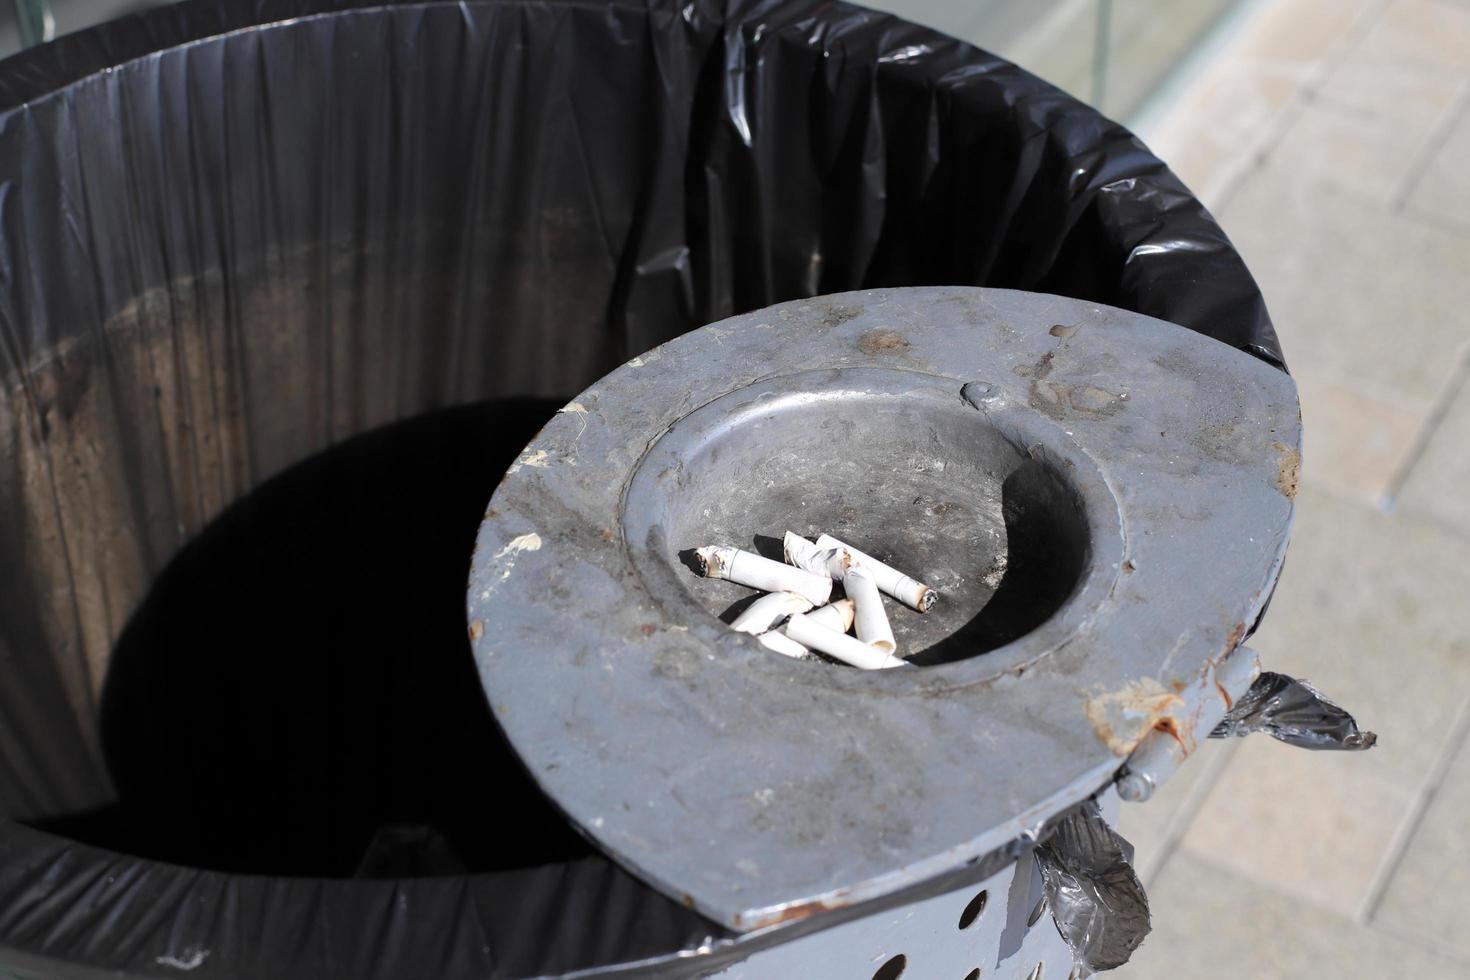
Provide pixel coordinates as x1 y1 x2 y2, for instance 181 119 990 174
468 286 1299 933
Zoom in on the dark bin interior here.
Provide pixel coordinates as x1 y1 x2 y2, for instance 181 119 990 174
0 0 1279 975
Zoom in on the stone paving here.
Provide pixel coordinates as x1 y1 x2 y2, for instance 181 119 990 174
877 0 1470 973
1124 0 1470 974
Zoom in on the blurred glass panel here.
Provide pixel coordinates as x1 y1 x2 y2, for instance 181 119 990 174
856 0 1095 99
4 0 1242 125
870 0 1246 123
1104 0 1242 118
3 0 168 58
10 0 54 49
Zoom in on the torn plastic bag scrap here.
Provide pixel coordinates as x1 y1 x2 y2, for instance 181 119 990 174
1035 800 1150 976
1210 672 1377 750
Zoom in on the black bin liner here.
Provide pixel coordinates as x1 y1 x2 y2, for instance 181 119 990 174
0 0 1280 976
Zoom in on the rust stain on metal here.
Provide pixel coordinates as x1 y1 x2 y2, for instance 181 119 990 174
1084 678 1185 756
468 620 485 641
1216 680 1234 711
1122 559 1136 574
640 623 658 637
1153 715 1187 752
1272 441 1300 499
857 329 910 354
739 892 852 929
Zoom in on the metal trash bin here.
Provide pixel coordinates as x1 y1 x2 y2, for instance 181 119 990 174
469 285 1317 978
0 0 1358 976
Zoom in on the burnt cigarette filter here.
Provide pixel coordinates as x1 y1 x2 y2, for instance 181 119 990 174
695 546 834 607
815 534 937 612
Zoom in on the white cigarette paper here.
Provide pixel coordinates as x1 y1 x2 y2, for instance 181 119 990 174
844 566 895 653
815 534 937 612
754 600 854 659
783 532 857 580
695 546 833 606
730 591 814 634
783 531 819 567
758 630 813 659
806 547 855 580
784 612 901 670
806 598 856 633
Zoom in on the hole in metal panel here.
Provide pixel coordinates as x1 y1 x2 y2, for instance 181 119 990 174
963 970 981 980
1027 964 1044 980
872 953 907 980
958 888 989 929
1027 896 1048 927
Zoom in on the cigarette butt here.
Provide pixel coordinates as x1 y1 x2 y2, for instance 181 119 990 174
844 566 895 654
752 600 854 660
783 531 819 567
797 547 854 580
785 532 856 580
694 546 834 606
806 598 856 633
758 630 814 659
784 612 902 670
815 534 936 612
731 591 814 634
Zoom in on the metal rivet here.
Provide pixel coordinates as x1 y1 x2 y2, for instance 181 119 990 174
1116 768 1155 803
960 381 998 408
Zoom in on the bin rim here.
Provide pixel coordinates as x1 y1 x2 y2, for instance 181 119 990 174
0 1 1285 974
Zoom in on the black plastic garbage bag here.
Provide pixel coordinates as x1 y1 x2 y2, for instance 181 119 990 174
0 0 1280 975
1036 800 1151 976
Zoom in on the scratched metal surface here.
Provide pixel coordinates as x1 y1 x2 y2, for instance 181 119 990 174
468 286 1299 934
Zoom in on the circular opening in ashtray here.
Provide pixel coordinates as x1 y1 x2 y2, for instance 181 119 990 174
624 371 1117 667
